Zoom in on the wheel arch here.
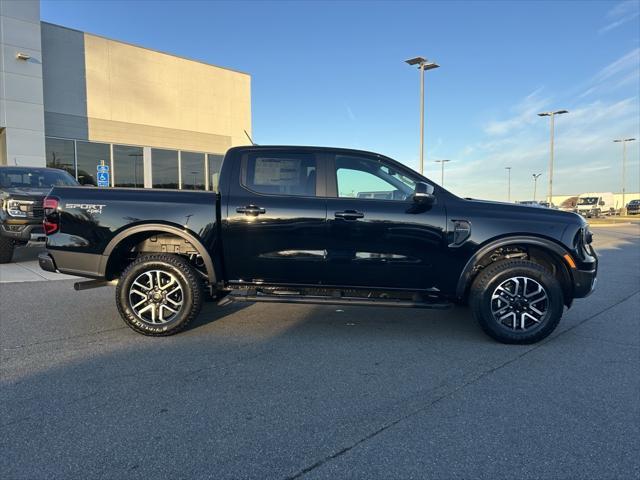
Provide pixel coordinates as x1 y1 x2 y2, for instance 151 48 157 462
100 223 216 283
456 235 575 305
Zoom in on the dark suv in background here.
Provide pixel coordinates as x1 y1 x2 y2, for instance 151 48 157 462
626 199 640 215
0 166 78 263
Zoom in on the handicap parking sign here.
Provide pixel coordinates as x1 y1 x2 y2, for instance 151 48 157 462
97 171 110 187
97 164 109 174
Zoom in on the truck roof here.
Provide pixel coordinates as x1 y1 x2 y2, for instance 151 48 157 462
227 145 393 159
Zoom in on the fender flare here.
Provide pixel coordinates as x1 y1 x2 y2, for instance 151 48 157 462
100 223 216 283
455 235 573 299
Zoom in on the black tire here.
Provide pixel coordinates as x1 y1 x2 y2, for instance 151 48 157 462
116 253 203 336
0 236 15 264
469 259 564 344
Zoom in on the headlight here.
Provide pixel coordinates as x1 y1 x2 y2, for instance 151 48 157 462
6 199 33 218
583 226 593 245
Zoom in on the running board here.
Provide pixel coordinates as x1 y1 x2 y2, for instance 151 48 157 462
74 279 117 291
219 291 452 310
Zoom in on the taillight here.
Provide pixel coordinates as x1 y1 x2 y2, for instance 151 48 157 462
43 196 60 235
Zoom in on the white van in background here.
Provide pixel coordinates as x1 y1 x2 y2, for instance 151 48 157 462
575 192 615 217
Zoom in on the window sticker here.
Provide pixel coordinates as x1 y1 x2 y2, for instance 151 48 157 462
253 158 301 186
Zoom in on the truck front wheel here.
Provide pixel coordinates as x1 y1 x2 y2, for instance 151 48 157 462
116 253 203 336
469 259 564 344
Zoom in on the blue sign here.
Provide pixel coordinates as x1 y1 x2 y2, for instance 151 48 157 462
97 164 109 174
97 171 110 187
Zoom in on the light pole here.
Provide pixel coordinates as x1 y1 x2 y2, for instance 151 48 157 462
613 137 636 213
434 159 451 186
538 110 568 205
405 56 440 175
532 173 542 202
505 167 512 202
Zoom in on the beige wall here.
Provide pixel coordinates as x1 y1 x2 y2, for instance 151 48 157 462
0 128 6 165
42 23 252 155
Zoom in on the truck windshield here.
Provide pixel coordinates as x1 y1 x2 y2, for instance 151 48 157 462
0 168 78 189
577 197 598 206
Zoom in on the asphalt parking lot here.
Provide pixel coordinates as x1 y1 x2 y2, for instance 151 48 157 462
1 224 639 479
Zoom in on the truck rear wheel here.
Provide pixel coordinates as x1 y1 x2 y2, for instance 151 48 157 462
116 253 203 336
469 259 564 344
0 237 15 264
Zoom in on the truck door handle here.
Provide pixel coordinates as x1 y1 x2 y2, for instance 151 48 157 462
335 210 364 220
237 205 266 216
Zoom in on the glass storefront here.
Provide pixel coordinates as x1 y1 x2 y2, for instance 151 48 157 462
208 154 224 192
113 145 144 188
76 141 110 186
45 137 75 177
45 136 222 191
151 148 179 189
181 152 206 190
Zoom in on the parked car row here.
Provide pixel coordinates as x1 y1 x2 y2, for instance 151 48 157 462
517 193 639 218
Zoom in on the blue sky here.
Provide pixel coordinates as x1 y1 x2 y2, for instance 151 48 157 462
41 0 640 201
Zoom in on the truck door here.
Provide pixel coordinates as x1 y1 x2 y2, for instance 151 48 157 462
222 149 328 285
324 152 448 290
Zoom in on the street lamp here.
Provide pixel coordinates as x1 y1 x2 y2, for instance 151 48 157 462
505 167 512 202
532 173 542 202
434 159 451 186
405 56 440 175
538 110 568 205
613 137 636 213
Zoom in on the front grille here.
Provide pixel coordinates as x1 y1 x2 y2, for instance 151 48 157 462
25 200 44 219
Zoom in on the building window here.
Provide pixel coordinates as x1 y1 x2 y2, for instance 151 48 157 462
45 137 75 177
76 141 110 185
208 154 223 192
181 151 206 190
113 145 144 188
152 148 179 189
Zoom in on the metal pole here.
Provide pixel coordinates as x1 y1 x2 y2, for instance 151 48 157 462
441 160 445 185
548 114 555 204
622 140 627 213
532 173 542 202
419 65 425 175
505 167 512 202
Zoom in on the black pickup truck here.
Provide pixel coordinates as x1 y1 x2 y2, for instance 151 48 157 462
39 146 597 343
1 166 78 263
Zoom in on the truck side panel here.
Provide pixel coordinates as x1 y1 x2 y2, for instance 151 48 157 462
46 187 219 279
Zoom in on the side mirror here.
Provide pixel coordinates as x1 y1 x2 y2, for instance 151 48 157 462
598 200 605 206
414 182 435 204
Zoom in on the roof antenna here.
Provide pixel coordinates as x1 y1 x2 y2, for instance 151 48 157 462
244 130 257 146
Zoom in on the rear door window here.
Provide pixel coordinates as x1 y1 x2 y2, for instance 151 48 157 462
242 152 317 197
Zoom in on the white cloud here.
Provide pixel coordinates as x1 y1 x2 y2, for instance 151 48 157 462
599 0 640 34
483 88 550 136
448 93 639 202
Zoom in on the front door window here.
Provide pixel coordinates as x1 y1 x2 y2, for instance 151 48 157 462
336 155 416 201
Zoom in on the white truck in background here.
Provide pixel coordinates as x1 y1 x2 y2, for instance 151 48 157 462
575 192 615 217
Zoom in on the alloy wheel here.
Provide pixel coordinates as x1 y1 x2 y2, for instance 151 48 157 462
490 276 549 331
128 270 184 324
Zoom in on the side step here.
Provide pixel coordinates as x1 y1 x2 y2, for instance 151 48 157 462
219 290 452 310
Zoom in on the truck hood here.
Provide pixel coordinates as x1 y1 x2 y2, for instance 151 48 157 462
1 186 50 198
463 197 584 224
